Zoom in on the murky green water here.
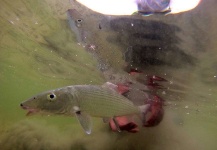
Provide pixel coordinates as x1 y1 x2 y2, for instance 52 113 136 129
0 0 217 150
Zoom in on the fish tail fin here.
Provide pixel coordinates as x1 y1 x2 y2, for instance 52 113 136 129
138 104 150 125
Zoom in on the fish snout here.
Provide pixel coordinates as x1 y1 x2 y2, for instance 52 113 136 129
20 102 39 116
20 103 28 109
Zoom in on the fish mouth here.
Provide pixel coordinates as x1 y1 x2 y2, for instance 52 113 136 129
20 104 39 116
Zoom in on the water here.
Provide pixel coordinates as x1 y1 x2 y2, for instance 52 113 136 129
0 0 217 149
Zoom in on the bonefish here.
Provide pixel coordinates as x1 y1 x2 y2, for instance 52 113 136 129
20 82 149 134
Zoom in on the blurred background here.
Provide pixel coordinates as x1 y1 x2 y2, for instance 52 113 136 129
0 0 216 150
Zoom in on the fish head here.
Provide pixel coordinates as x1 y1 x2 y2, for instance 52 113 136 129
67 9 86 44
20 88 73 116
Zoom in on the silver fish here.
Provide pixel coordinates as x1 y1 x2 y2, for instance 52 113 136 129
20 82 149 134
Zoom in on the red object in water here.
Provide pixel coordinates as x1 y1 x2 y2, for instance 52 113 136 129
147 75 167 89
148 75 167 82
109 82 138 133
147 82 165 89
128 68 143 76
144 95 164 127
109 95 165 132
116 83 130 95
109 76 165 133
109 116 139 133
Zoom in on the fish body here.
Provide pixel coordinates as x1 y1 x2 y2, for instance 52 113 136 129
75 85 140 117
20 82 149 134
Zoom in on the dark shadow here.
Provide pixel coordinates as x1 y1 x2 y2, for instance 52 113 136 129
109 18 196 68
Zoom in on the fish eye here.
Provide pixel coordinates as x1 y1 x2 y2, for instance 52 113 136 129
76 19 82 28
77 19 82 23
47 93 56 101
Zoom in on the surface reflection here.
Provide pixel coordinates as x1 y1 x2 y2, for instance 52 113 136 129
109 18 195 67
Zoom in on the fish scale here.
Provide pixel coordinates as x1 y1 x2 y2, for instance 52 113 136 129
74 85 139 117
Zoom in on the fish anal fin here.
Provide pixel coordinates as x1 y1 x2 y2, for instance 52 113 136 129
73 106 92 134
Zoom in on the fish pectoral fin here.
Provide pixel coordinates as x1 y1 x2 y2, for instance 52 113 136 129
74 111 92 135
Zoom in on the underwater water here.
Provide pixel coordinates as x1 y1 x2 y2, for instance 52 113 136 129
0 0 217 150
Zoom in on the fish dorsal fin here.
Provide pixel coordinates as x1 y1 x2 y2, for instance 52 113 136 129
102 82 129 95
102 82 118 92
73 106 92 134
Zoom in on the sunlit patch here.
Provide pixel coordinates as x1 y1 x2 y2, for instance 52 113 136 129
170 0 201 14
75 0 138 15
75 0 201 15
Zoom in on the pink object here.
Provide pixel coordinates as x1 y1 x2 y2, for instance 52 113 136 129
144 95 164 127
108 75 166 133
109 95 165 132
128 68 143 76
147 75 167 89
150 75 167 82
109 116 139 133
116 83 130 95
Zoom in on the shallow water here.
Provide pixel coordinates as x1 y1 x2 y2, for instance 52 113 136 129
0 0 217 150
